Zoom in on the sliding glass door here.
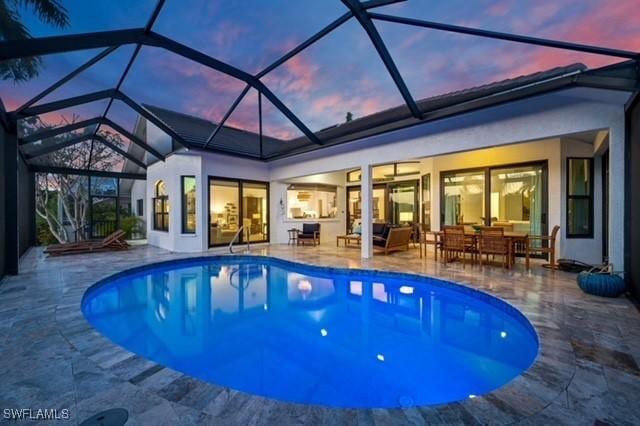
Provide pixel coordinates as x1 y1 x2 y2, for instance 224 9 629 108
441 170 485 226
441 162 547 239
490 165 545 237
388 180 419 225
209 180 240 246
242 183 268 243
346 185 387 233
209 178 269 247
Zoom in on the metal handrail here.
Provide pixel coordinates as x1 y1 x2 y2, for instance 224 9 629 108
228 225 250 253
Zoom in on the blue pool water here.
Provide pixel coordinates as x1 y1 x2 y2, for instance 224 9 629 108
82 256 538 408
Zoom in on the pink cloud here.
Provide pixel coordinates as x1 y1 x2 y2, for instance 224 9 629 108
210 21 250 49
487 1 512 17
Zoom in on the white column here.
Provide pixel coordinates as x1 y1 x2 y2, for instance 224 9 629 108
361 164 373 259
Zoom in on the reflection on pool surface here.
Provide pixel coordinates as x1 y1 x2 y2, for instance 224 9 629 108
82 256 538 408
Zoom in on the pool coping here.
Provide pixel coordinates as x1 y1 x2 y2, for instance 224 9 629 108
65 252 576 423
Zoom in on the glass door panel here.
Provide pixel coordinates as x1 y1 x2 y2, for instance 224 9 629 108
442 171 485 226
347 187 361 233
242 182 268 243
347 185 387 233
422 174 431 230
490 164 545 245
388 180 418 225
372 186 386 224
209 180 240 246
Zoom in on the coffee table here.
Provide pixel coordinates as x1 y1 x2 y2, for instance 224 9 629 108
336 234 361 247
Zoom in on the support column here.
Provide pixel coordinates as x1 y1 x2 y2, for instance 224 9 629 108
609 121 625 271
360 164 373 259
4 126 18 275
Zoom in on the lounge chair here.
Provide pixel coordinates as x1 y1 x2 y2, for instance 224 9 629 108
45 230 129 256
296 223 321 246
373 226 412 255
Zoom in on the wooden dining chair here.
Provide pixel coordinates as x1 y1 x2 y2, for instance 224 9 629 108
478 226 511 269
421 230 442 260
528 225 560 269
443 227 471 267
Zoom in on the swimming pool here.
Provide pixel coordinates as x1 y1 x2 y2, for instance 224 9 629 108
82 255 538 408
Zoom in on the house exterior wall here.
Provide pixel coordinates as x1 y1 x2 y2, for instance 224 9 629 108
143 141 269 253
146 153 204 252
269 89 626 269
137 88 627 271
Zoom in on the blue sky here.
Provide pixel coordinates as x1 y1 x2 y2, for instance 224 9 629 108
2 0 638 140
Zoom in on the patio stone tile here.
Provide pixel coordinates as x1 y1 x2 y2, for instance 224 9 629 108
1 244 639 424
570 339 640 376
107 354 159 381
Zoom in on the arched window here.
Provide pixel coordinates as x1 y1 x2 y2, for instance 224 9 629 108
153 180 169 231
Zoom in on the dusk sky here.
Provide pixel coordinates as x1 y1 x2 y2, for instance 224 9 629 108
1 0 638 141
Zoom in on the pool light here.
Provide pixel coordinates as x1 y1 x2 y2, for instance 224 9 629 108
468 394 477 399
320 328 328 337
376 354 385 362
500 331 508 339
297 279 313 294
399 286 414 295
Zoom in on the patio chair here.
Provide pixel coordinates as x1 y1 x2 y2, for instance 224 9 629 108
443 227 473 266
528 225 560 269
373 226 412 255
45 230 129 256
478 227 511 269
421 229 442 260
296 223 321 246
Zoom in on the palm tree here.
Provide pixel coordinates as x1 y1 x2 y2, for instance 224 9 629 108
0 0 69 82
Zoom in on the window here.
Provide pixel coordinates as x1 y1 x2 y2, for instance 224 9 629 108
566 158 593 238
181 176 196 234
136 199 144 217
286 184 337 219
347 169 361 183
346 162 420 183
422 174 431 230
153 180 169 231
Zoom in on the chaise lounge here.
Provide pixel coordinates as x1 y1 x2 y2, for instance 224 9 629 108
44 230 129 257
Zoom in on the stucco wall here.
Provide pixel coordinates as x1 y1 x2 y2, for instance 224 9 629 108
144 142 269 252
146 153 204 252
269 88 626 268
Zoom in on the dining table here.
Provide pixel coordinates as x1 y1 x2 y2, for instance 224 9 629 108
425 229 530 269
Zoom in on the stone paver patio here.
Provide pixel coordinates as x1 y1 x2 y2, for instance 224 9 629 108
1 243 639 425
